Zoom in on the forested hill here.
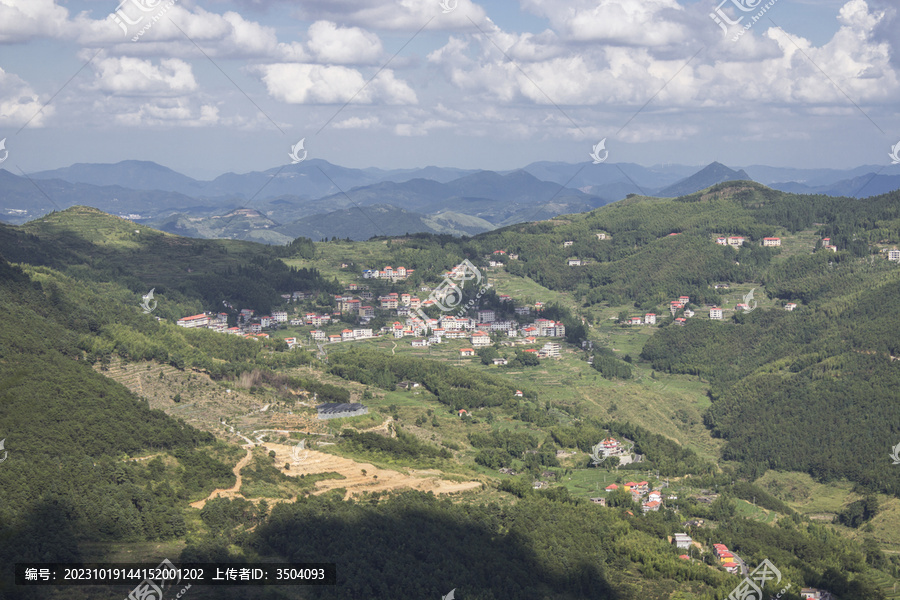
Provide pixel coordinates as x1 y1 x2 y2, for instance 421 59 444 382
355 182 900 494
338 182 900 306
0 205 340 315
469 182 900 303
640 258 900 495
0 257 234 593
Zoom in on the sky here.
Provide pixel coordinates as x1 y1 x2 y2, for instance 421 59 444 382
0 0 898 179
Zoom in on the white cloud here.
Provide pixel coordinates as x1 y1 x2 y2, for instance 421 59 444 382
83 53 198 95
112 97 221 127
307 21 383 64
708 1 898 106
333 116 382 129
521 0 690 46
394 119 453 136
255 63 417 104
0 68 52 127
73 5 290 59
291 0 489 31
426 0 898 111
0 0 897 165
0 0 69 43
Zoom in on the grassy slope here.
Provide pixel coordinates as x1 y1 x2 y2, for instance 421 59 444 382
5 198 900 598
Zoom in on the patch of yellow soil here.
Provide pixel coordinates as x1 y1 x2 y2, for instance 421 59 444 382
265 443 481 499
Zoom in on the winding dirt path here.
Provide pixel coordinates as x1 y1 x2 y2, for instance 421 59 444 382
190 448 253 509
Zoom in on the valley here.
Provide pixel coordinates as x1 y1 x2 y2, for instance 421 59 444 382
2 182 900 600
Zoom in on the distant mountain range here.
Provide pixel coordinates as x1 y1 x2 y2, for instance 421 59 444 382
2 158 898 241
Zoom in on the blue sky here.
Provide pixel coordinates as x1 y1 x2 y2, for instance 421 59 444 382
0 0 898 178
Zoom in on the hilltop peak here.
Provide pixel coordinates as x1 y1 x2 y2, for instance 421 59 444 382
658 162 752 197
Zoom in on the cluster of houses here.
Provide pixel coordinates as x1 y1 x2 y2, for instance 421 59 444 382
380 312 566 349
712 543 741 574
295 312 333 327
335 288 520 325
714 235 781 247
715 235 747 247
361 265 414 280
560 242 584 266
673 532 693 558
624 313 657 326
623 295 697 326
462 341 560 360
176 310 287 339
711 233 881 256
280 291 315 303
486 250 519 267
673 534 730 564
604 481 666 513
176 309 311 346
175 276 565 353
309 328 374 344
669 295 692 316
596 437 627 459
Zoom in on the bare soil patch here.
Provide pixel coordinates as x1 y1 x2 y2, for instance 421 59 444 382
264 444 481 499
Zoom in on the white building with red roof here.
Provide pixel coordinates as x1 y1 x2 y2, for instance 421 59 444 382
177 313 209 328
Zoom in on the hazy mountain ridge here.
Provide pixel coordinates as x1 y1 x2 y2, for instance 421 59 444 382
6 158 900 241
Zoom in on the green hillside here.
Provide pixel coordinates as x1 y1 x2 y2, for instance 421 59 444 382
336 183 900 492
3 206 339 315
0 259 237 597
1 191 900 599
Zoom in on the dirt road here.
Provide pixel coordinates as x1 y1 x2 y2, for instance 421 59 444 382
190 448 253 509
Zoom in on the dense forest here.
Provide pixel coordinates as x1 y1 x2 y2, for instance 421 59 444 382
327 346 523 410
369 183 900 307
0 207 339 315
165 489 890 600
0 259 238 597
640 264 900 493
